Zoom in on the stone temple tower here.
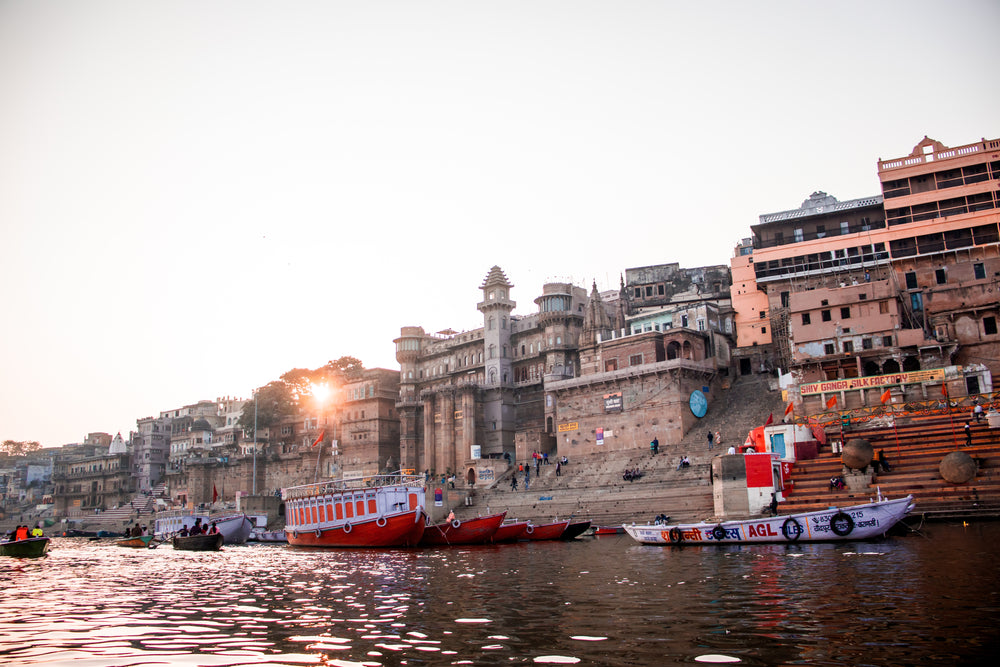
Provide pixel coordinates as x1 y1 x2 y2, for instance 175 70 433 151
477 266 516 455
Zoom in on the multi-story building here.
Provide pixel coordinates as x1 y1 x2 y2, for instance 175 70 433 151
731 135 1000 411
51 434 132 517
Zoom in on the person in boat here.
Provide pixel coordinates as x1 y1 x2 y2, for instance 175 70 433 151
15 525 29 540
192 518 203 535
208 522 219 535
653 513 670 525
179 525 190 537
446 510 456 523
31 524 43 537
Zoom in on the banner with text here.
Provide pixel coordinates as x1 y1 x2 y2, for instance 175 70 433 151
800 368 947 396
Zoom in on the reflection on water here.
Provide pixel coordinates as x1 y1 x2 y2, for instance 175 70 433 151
2 523 998 665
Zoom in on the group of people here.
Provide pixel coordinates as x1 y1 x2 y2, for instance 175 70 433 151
5 524 42 541
675 455 691 470
623 467 643 482
178 518 219 537
707 430 722 450
128 523 149 537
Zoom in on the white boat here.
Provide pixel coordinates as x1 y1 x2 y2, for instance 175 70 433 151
249 527 288 543
154 512 254 544
624 493 914 546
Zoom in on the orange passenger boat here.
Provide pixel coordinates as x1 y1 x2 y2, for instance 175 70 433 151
282 472 426 548
420 511 506 546
522 519 570 540
490 520 530 543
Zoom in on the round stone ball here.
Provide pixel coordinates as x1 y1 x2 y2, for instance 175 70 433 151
841 438 874 470
940 451 977 484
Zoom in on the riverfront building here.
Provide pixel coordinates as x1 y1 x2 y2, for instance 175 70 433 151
731 135 1000 411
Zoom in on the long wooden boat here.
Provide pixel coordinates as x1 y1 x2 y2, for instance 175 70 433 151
490 520 530 543
172 532 224 551
282 472 426 548
522 519 571 541
624 494 915 546
420 512 506 546
0 537 50 558
115 535 155 548
560 520 592 540
154 513 254 544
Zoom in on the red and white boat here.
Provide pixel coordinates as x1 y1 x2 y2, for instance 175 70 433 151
420 511 506 546
490 520 530 543
624 493 914 546
282 473 426 548
522 519 570 540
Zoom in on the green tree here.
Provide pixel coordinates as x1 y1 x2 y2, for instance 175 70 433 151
237 381 297 440
325 355 364 379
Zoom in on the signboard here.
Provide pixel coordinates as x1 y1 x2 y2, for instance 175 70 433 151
800 368 947 396
471 445 481 460
557 422 579 433
603 392 623 413
596 428 604 445
689 390 708 418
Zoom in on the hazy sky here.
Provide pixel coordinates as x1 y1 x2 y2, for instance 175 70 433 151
1 1 997 447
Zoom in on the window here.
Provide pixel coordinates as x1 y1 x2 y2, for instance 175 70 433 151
883 336 893 347
629 354 642 366
879 301 889 314
802 313 811 325
821 310 831 322
862 338 873 350
905 272 918 289
780 291 789 307
840 306 851 319
975 263 986 280
824 343 835 355
841 221 850 235
634 288 641 298
935 268 947 284
645 286 653 297
759 310 766 319
658 285 665 295
761 327 767 334
843 341 854 353
985 316 998 336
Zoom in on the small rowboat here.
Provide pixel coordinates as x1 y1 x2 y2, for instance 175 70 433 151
115 535 155 548
420 512 506 546
560 520 592 540
490 520 530 543
0 537 50 558
522 520 570 541
173 532 224 551
625 494 914 546
593 525 625 535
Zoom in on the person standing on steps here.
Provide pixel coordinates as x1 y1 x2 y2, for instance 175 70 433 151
707 431 714 450
965 421 973 447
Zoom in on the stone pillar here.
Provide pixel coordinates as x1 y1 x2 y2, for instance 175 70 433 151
423 396 436 476
441 390 455 475
461 389 476 467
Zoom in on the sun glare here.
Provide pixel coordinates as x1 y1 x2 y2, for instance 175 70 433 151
311 382 331 404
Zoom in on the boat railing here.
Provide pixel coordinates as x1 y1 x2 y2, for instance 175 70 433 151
282 471 425 500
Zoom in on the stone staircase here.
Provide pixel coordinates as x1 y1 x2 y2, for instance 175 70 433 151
462 373 786 526
778 411 1000 520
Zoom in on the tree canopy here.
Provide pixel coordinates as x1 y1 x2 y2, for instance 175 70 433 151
1 440 42 456
237 381 297 440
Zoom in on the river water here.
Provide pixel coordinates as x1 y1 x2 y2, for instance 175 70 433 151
2 522 998 666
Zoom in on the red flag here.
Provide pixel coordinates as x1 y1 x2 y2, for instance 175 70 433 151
826 396 837 410
880 388 891 405
764 412 773 427
784 401 794 416
941 383 949 398
212 485 218 503
311 430 326 448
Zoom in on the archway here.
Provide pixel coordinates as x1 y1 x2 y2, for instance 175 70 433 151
863 360 880 377
902 356 920 372
466 468 477 486
667 341 681 360
882 359 900 374
682 340 693 359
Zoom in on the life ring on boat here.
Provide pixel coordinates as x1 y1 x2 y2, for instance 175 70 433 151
342 522 352 534
376 517 387 528
451 519 462 529
525 524 535 535
829 511 854 537
292 530 298 539
711 525 726 541
314 528 322 538
668 527 684 544
781 517 803 541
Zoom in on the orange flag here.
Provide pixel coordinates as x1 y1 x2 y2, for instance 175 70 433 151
784 401 794 416
212 485 219 503
941 383 949 398
880 388 891 404
311 430 326 447
826 395 838 410
764 412 774 427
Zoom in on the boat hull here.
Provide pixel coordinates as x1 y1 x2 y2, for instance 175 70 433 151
173 533 224 551
522 520 570 541
286 509 426 548
624 496 915 546
560 520 592 540
420 512 506 546
154 513 254 544
594 526 625 535
115 535 154 548
0 537 50 558
491 521 529 543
